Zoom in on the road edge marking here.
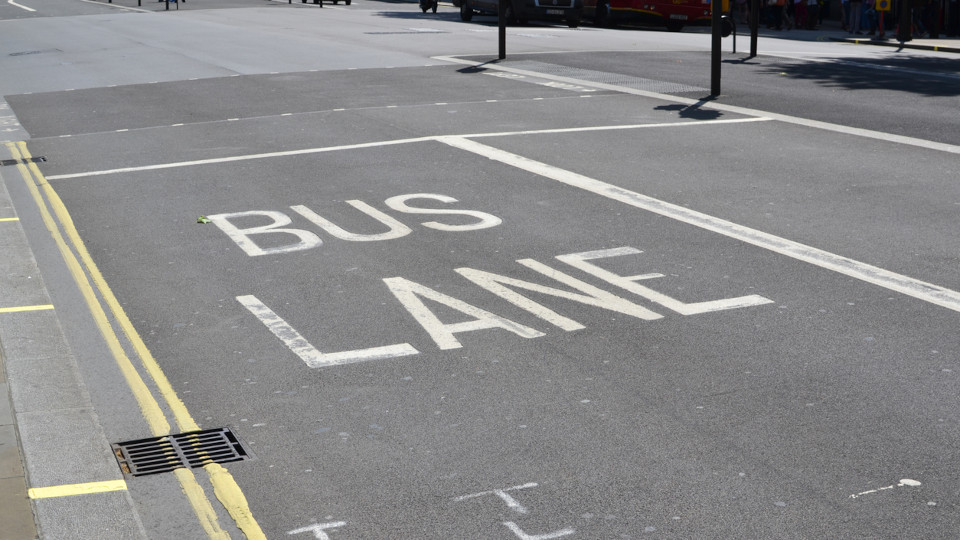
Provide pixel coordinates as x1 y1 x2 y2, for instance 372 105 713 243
6 142 247 540
19 145 268 538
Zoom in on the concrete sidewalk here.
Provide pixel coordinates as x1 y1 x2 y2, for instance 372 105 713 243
0 355 36 540
745 13 960 53
833 32 960 53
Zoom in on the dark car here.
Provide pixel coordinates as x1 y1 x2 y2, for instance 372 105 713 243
457 0 583 28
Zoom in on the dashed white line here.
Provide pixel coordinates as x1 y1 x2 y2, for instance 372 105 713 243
45 119 764 181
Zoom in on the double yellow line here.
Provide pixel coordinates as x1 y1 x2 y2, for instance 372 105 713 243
5 142 265 539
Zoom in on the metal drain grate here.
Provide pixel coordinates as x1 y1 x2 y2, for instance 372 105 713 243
1 157 46 167
112 427 252 477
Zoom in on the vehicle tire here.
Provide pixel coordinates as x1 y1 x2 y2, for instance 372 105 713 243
666 21 683 31
460 0 473 20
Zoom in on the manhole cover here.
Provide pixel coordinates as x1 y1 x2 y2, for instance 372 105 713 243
112 427 253 477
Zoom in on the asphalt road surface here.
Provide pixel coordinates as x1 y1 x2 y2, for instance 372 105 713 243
1 0 959 539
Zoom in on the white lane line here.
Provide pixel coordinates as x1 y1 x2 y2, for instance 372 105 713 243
433 55 960 156
236 294 419 368
46 136 435 180
7 0 35 11
45 118 765 180
436 135 960 314
460 117 768 139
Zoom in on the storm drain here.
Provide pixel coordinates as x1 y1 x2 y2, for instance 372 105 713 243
112 427 252 477
500 60 709 95
0 157 46 167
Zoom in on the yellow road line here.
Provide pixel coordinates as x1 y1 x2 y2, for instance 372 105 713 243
0 304 54 314
9 142 265 540
28 479 127 499
0 217 20 222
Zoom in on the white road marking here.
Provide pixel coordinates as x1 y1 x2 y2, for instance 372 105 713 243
435 136 960 314
503 522 575 540
45 118 765 181
455 258 664 331
432 55 960 156
41 91 960 315
557 247 773 315
7 0 36 11
383 277 545 350
46 136 436 180
850 478 921 499
287 521 347 539
455 482 539 513
237 294 419 367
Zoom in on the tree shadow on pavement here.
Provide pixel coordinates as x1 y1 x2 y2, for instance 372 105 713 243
755 55 960 97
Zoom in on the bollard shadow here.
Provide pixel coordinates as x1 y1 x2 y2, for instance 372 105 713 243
653 99 723 120
456 59 501 74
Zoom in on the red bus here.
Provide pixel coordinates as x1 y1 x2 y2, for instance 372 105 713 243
585 0 726 31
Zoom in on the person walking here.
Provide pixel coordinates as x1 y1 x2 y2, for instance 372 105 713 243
848 0 863 33
794 0 808 28
806 0 819 28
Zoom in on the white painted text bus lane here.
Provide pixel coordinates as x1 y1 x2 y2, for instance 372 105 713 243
208 192 775 368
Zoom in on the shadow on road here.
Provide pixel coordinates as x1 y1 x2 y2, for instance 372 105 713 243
373 10 462 21
654 101 723 120
755 55 960 97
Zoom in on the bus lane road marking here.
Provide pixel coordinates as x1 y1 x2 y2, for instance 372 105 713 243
436 135 960 314
38 118 960 370
214 188 774 363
